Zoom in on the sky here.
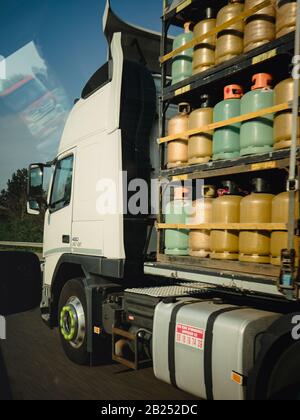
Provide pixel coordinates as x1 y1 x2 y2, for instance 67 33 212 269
0 0 165 190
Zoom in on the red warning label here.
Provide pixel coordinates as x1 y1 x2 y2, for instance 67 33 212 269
176 323 205 350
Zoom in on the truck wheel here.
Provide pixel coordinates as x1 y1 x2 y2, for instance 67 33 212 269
58 279 89 365
267 340 300 400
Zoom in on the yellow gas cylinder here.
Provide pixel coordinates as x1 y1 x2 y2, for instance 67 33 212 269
167 103 191 169
276 0 298 38
239 178 274 264
271 192 299 266
274 77 300 150
215 0 245 65
193 8 216 75
189 185 216 257
244 0 276 53
188 94 214 165
211 181 242 260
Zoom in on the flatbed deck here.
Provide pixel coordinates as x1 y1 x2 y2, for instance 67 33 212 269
144 257 286 298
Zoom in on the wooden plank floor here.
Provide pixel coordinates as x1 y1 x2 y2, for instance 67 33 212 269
0 309 197 401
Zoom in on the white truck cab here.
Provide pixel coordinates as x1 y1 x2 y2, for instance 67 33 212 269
28 0 161 325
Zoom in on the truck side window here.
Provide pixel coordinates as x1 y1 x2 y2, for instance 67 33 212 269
50 155 74 212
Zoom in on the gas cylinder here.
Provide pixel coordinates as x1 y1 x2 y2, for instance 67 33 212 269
172 22 193 85
211 181 242 260
193 8 216 75
167 103 190 169
215 0 245 65
244 0 276 53
165 187 190 256
189 185 216 257
188 94 214 165
274 77 300 150
271 191 299 266
213 84 244 161
239 178 274 264
276 0 298 38
240 73 274 156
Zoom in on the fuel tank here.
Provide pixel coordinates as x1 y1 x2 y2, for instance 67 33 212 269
211 181 242 261
239 178 274 264
167 103 190 168
188 94 214 165
153 299 281 400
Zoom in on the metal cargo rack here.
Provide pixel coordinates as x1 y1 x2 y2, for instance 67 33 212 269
153 0 300 300
163 0 228 28
163 32 295 104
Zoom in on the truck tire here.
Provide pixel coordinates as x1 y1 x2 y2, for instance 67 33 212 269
58 278 89 365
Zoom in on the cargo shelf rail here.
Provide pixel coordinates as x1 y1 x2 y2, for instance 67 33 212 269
158 101 295 144
160 148 292 180
163 32 295 104
156 223 288 231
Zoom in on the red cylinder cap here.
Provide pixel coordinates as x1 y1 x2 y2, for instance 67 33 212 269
252 73 273 90
224 85 244 100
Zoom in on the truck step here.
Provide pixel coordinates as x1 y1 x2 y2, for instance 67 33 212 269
112 327 151 371
125 282 214 298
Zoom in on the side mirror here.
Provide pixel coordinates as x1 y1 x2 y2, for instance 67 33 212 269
27 199 41 216
0 252 42 316
27 164 45 216
28 164 44 199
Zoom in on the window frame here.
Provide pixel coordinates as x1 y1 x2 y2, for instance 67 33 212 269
49 154 74 214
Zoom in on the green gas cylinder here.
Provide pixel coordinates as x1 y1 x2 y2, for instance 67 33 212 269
240 73 274 156
165 187 190 256
172 22 193 85
213 84 244 161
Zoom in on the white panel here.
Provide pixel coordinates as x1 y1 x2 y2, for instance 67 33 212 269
44 254 63 287
72 221 104 257
72 129 125 260
72 139 102 222
59 84 110 153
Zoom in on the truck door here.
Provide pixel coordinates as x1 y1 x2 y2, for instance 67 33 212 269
43 151 75 285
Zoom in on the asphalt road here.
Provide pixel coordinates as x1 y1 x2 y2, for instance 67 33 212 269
0 309 197 401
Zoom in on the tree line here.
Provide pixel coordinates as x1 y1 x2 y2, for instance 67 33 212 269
0 169 44 242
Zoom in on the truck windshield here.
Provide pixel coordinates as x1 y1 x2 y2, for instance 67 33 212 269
1 78 47 113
